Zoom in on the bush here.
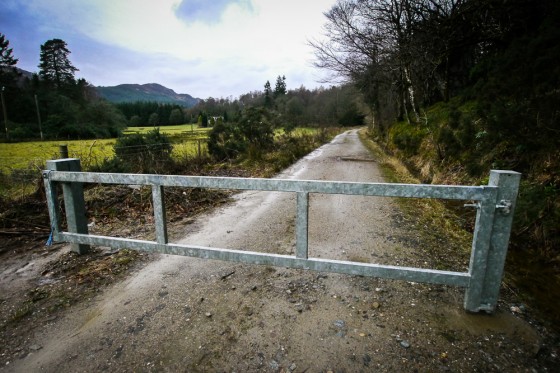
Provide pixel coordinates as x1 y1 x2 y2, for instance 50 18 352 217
389 121 426 157
207 121 245 161
113 128 173 173
207 107 274 161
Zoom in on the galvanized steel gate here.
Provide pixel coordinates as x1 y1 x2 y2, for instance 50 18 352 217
43 158 520 313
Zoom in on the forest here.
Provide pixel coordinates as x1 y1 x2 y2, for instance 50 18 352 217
310 0 559 298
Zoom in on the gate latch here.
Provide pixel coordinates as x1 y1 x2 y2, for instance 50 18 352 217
464 200 513 215
495 200 512 215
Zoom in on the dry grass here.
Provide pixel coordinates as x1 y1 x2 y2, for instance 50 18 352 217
359 128 473 268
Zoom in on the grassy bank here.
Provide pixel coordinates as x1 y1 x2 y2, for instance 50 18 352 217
361 125 560 331
358 129 474 272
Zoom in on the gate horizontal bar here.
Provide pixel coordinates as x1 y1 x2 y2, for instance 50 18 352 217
48 171 495 201
61 232 471 287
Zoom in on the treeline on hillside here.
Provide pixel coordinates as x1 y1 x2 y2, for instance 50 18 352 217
186 81 366 128
314 0 560 259
120 79 367 129
115 102 187 127
199 77 362 162
0 36 126 140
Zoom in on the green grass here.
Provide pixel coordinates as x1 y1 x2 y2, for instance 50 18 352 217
0 125 327 199
0 125 212 174
123 124 210 139
0 138 117 173
358 128 473 271
0 125 321 174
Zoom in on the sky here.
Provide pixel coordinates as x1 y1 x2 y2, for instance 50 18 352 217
1 0 338 99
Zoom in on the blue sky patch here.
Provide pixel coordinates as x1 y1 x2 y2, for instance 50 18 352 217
175 0 253 24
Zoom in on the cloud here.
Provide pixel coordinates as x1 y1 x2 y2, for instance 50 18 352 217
3 0 337 98
175 0 253 24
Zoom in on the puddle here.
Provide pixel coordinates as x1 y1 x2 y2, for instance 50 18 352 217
441 306 540 347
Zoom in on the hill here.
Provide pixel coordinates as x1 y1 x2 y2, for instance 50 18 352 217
96 83 200 107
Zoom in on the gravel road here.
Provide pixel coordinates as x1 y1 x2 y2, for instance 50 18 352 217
6 130 554 372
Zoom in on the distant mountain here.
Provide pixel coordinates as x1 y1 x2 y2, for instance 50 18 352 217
14 67 34 80
0 67 34 87
95 83 200 107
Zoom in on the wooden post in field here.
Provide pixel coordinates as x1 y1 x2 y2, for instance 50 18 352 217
35 94 43 140
1 86 8 141
59 144 69 158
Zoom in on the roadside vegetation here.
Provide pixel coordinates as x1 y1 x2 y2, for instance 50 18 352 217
311 0 559 327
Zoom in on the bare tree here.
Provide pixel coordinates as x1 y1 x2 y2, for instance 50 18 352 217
310 1 425 125
310 0 509 127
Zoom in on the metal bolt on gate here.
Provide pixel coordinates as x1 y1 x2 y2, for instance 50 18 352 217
43 158 520 313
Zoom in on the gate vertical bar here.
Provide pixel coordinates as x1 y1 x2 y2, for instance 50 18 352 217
478 170 521 311
46 158 89 254
464 170 520 312
464 188 497 312
152 184 168 244
43 170 61 240
296 192 309 259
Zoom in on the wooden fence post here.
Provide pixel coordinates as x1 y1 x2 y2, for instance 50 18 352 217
59 144 69 159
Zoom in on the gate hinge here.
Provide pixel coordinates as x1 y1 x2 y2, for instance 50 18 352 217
42 170 51 179
495 200 512 215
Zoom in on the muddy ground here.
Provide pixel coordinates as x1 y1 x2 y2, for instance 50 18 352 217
1 130 559 372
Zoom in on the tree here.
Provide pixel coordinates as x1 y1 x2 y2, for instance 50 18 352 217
0 33 19 85
264 80 272 107
79 100 127 138
0 33 18 68
310 0 544 129
169 108 184 125
39 39 78 89
198 111 209 127
273 75 287 98
207 107 274 161
129 115 142 126
237 106 274 149
148 112 159 126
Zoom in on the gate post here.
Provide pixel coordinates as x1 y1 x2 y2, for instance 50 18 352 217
464 170 521 312
46 158 90 254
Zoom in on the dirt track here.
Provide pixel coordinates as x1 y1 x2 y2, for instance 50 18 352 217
3 130 558 372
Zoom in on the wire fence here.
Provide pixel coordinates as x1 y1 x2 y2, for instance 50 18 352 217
0 138 209 200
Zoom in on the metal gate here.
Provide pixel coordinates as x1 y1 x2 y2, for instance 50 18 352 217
43 158 520 313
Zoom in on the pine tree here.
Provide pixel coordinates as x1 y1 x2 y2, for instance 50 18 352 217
0 33 19 86
273 75 286 98
39 39 78 89
264 80 272 107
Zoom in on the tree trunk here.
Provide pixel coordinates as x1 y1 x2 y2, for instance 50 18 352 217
403 67 419 122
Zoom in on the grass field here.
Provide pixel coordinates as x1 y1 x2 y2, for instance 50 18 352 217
0 125 322 174
0 124 211 173
123 124 209 139
0 125 329 199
